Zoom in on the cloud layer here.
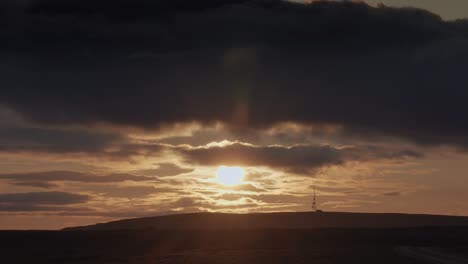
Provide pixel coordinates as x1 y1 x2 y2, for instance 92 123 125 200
1 0 468 148
0 191 90 211
178 142 422 174
0 171 160 188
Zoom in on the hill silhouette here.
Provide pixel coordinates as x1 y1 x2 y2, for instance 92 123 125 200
63 211 468 231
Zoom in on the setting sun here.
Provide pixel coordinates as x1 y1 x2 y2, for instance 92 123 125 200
216 166 245 186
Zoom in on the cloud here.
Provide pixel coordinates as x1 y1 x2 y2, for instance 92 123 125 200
225 183 266 192
215 193 304 206
12 181 58 188
0 191 90 211
0 1 468 148
169 195 264 212
134 163 193 177
25 0 250 20
0 171 160 188
177 141 422 174
0 120 168 160
82 185 161 198
382 191 401 196
0 125 124 154
202 181 266 192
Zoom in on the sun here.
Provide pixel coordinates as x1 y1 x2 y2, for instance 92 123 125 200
216 166 245 186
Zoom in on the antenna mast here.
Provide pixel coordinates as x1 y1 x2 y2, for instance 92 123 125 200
312 184 317 211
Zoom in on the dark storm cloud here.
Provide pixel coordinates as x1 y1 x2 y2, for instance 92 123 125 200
177 142 422 174
12 181 58 188
2 0 468 147
0 171 160 188
26 0 250 19
0 123 167 159
0 191 90 211
0 191 88 204
0 125 123 153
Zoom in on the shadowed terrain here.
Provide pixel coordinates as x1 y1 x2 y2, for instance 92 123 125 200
64 211 468 231
2 212 468 263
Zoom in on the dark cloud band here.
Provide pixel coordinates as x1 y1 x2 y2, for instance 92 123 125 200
177 142 422 174
0 171 160 188
1 0 468 148
0 191 90 212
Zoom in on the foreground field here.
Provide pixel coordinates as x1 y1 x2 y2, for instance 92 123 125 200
2 227 468 264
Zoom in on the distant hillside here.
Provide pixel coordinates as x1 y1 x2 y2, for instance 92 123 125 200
63 212 468 231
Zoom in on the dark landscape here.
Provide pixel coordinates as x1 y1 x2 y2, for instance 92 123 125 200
3 212 468 264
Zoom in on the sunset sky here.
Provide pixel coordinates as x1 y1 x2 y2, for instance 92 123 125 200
1 0 468 229
296 0 468 20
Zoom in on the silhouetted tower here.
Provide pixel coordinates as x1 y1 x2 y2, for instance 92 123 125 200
312 185 317 211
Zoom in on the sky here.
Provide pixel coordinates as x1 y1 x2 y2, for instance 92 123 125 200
1 0 468 229
366 0 468 20
294 0 468 20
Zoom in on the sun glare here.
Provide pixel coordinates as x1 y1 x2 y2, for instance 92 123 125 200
216 166 245 186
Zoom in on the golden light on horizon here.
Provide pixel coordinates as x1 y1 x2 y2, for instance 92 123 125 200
216 166 245 186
